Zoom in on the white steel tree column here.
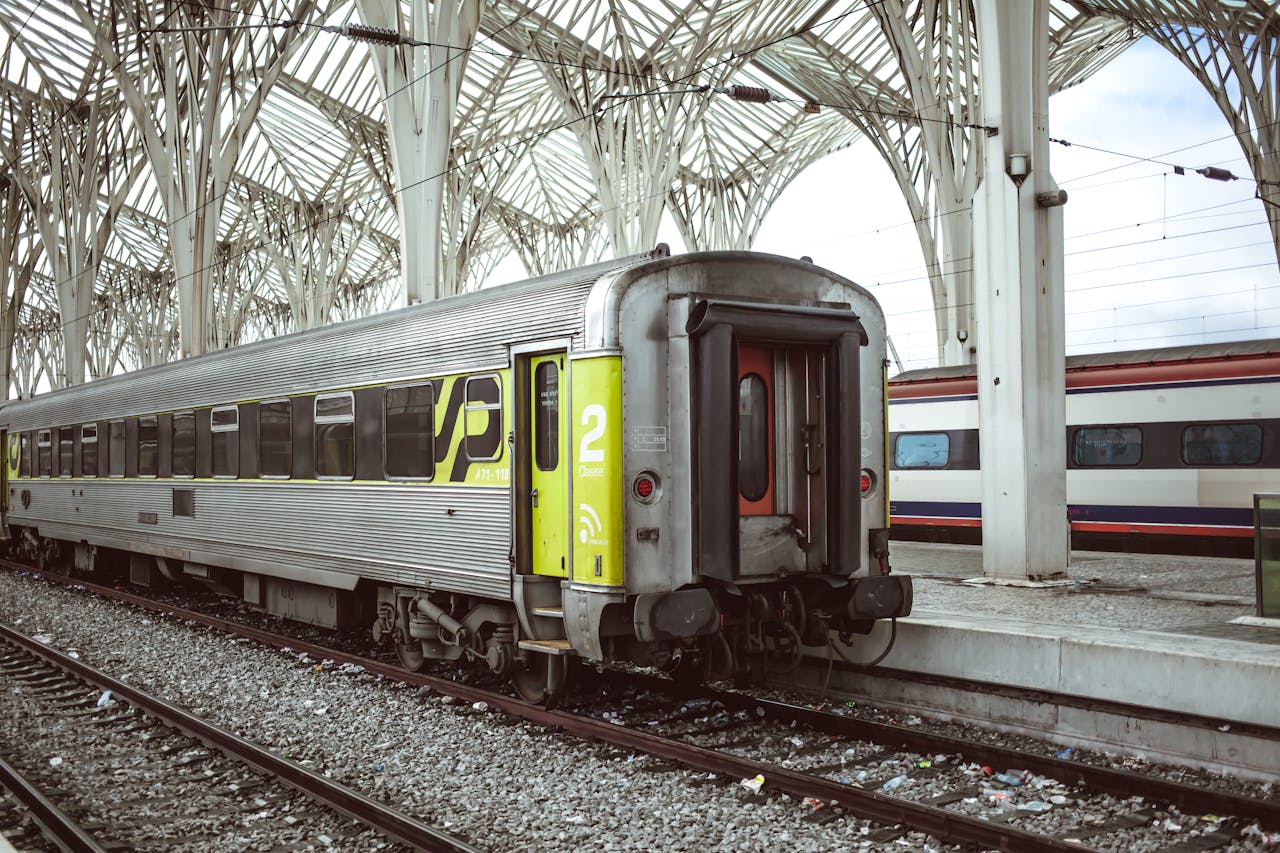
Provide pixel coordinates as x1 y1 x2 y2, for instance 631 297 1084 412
357 0 479 305
0 174 34 401
868 2 982 366
972 0 1068 580
19 93 141 387
0 89 36 401
81 0 315 360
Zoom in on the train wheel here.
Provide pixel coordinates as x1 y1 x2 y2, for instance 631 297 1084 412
511 653 566 707
37 540 68 576
395 633 427 672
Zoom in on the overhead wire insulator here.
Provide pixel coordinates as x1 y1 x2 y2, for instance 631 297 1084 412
321 23 410 46
715 85 775 103
1196 166 1237 182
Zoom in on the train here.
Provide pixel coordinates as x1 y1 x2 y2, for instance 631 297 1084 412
888 338 1280 556
0 248 912 703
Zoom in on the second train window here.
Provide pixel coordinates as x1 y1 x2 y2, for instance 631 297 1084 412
1181 423 1262 466
895 433 950 468
315 392 355 479
1072 427 1142 466
211 406 239 478
81 424 98 478
386 385 434 479
172 412 195 477
259 401 292 478
138 417 159 477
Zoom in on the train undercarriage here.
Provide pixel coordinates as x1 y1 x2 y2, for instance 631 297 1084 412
5 525 910 706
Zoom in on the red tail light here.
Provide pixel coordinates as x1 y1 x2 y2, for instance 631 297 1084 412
633 471 660 504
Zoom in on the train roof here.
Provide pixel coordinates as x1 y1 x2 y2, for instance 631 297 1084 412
2 248 880 429
890 338 1280 385
0 250 657 427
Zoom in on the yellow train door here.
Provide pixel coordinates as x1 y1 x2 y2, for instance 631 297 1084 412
529 353 569 577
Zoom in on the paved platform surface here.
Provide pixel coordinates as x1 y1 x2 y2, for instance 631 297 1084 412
894 541 1261 634
788 542 1279 778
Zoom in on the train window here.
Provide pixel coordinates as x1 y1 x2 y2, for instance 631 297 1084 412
172 412 195 477
739 373 769 501
58 427 73 477
315 392 354 480
1072 427 1142 466
534 362 559 471
464 374 503 462
1181 423 1262 466
259 400 292 478
138 416 159 477
19 433 31 478
81 424 98 478
211 406 239 478
37 430 51 477
385 384 434 480
895 433 950 468
108 420 126 478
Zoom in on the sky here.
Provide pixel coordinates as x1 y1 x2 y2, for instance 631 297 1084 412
670 38 1280 373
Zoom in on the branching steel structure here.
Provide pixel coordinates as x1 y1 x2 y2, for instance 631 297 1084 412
0 0 1268 391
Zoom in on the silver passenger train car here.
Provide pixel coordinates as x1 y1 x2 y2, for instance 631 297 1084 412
2 249 911 701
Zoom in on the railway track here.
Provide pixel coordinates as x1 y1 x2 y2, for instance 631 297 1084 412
0 752 98 852
4 562 1277 852
0 619 476 852
581 672 1278 850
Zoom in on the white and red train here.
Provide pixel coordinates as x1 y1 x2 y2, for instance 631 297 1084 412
887 339 1280 556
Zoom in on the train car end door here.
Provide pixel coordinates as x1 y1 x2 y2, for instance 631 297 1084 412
528 353 569 577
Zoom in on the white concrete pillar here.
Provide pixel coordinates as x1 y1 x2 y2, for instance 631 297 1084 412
972 0 1068 580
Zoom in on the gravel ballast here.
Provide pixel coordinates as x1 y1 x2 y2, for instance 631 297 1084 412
0 572 943 852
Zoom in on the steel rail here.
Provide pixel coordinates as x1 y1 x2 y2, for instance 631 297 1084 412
0 754 107 853
1 569 1098 852
16 566 1278 831
0 623 478 853
612 670 1280 831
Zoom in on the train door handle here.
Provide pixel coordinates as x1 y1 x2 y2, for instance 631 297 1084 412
531 488 539 507
802 424 821 475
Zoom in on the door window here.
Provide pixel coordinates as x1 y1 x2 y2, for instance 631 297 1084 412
535 362 559 471
739 373 769 501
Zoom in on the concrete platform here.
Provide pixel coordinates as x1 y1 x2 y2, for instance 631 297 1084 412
775 543 1280 781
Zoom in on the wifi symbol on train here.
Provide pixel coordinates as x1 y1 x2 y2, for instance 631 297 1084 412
578 504 602 544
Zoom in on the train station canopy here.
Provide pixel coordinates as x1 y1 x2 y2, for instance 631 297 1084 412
0 0 1270 387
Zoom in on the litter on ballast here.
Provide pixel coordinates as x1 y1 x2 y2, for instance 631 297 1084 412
740 774 765 794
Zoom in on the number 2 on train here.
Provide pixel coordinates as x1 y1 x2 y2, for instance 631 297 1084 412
580 405 606 463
